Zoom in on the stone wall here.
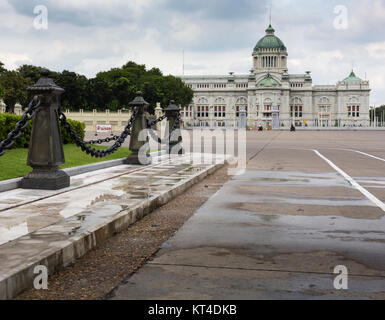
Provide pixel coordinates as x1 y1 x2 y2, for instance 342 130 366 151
0 101 167 133
62 109 133 132
63 103 165 133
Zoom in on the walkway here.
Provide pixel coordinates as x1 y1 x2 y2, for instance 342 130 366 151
111 131 385 300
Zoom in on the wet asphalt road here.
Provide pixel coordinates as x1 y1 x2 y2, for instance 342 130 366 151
110 131 385 300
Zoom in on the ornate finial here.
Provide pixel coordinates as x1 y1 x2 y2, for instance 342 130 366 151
165 100 180 112
28 68 64 92
41 68 51 77
129 91 149 107
269 6 272 25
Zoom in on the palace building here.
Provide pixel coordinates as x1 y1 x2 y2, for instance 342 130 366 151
179 24 371 128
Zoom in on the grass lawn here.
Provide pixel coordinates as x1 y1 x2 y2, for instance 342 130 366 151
0 144 131 181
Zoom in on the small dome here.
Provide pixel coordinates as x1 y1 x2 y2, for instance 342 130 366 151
257 73 281 87
254 25 286 51
343 70 362 82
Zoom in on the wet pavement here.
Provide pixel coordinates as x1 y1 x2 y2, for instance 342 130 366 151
0 153 228 299
110 131 385 300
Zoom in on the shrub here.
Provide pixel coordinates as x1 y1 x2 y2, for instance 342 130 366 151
61 119 85 144
0 113 85 149
0 113 32 148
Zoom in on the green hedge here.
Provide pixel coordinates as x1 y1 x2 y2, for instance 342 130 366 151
61 118 85 144
0 113 85 149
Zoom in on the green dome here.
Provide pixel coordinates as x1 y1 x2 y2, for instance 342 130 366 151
254 25 286 51
343 70 362 82
257 73 281 87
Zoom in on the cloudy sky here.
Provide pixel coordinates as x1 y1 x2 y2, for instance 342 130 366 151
1 0 385 105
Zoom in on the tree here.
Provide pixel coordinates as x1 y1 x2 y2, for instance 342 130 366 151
87 77 113 111
110 77 137 110
370 105 385 125
0 60 193 113
0 71 32 114
147 67 163 77
17 65 44 84
0 61 7 75
157 75 193 108
54 71 89 111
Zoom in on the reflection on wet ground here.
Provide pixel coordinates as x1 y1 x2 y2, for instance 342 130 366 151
186 169 385 270
0 153 229 300
0 154 226 247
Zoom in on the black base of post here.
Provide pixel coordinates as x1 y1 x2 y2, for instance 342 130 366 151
21 169 70 190
124 152 152 165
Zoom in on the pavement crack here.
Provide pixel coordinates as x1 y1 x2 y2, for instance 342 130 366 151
248 132 282 161
147 262 385 279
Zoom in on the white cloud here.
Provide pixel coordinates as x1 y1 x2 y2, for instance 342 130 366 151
366 42 385 59
0 0 384 105
0 52 32 69
169 17 202 44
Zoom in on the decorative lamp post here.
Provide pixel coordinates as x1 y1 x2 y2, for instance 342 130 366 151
164 100 183 155
125 91 151 165
21 69 70 190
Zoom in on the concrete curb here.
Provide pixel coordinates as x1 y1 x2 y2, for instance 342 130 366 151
273 128 385 132
0 150 167 193
0 160 225 300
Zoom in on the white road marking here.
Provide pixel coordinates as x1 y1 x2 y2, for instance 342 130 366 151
359 180 385 185
313 150 385 212
343 149 385 163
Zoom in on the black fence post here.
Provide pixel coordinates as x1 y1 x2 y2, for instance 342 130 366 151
164 100 183 155
20 69 70 190
125 91 152 165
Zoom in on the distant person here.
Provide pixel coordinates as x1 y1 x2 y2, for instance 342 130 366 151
258 125 263 132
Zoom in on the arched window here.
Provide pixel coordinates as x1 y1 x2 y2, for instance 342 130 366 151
236 97 248 117
290 97 303 118
264 98 272 112
318 97 331 113
198 97 208 104
320 97 330 104
197 98 209 118
348 97 360 118
214 98 226 118
262 98 273 118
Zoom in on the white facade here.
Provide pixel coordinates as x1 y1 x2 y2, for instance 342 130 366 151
179 25 371 128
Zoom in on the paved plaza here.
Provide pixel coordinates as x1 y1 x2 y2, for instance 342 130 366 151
1 131 385 300
110 131 385 300
0 153 228 299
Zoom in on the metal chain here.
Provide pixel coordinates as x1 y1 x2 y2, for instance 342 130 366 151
146 113 167 144
147 114 166 128
84 135 120 145
59 107 139 158
147 114 181 144
0 97 41 157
